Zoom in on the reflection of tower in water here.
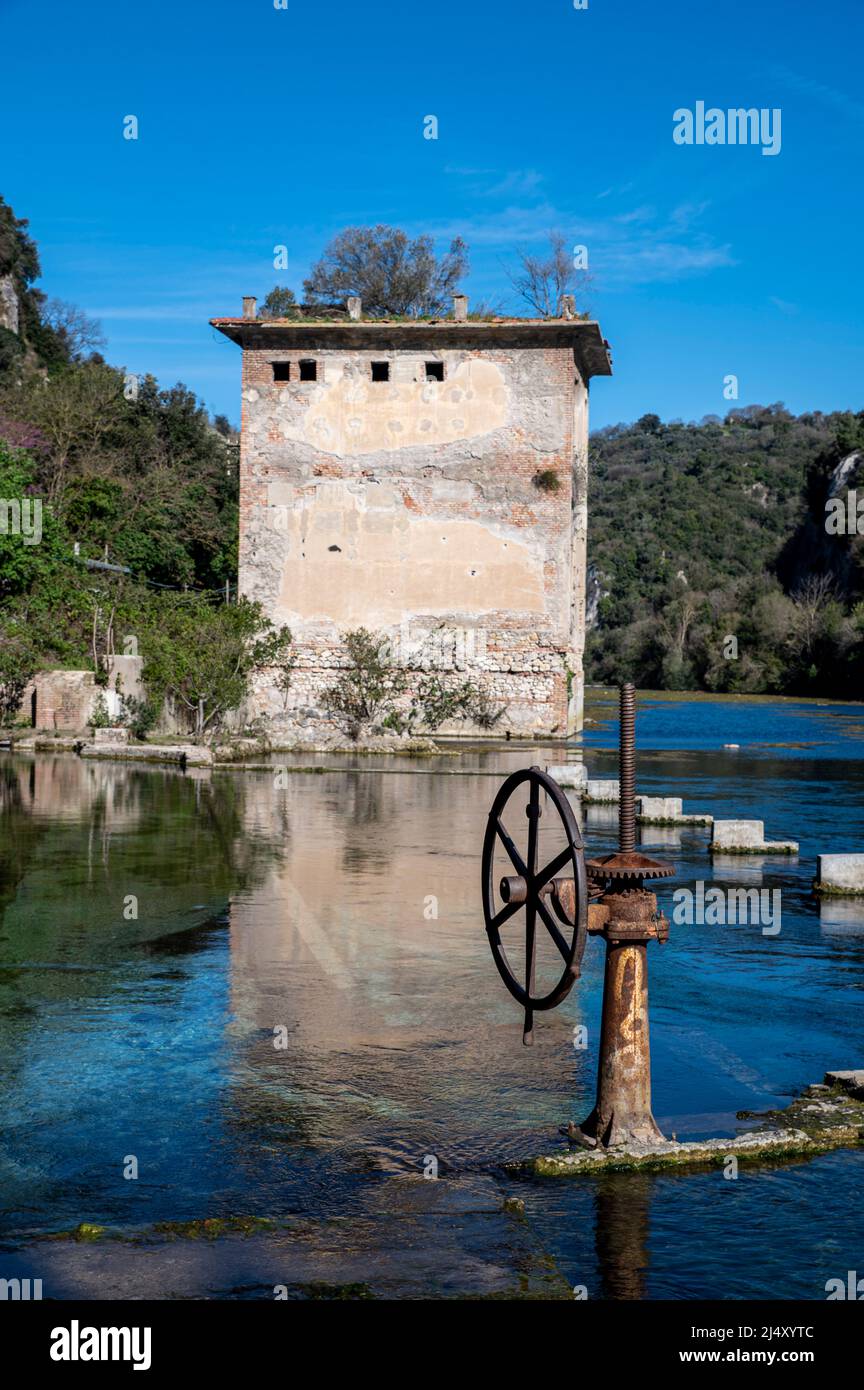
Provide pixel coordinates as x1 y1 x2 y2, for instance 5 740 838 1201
227 767 498 1072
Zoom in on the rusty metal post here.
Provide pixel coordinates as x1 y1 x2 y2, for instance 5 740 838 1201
578 934 664 1147
570 683 671 1150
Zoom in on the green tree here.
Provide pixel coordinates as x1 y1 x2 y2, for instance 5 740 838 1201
303 226 469 317
140 595 292 740
322 628 408 739
322 628 504 740
259 287 299 319
0 612 39 726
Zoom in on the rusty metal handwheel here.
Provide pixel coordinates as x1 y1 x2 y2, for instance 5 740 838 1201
482 766 587 1044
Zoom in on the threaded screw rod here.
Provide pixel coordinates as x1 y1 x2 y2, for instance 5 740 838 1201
618 682 636 854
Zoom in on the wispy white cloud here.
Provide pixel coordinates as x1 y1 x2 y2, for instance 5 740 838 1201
669 200 711 230
769 296 799 315
767 65 864 123
424 197 734 288
482 169 545 198
614 205 656 225
444 163 495 177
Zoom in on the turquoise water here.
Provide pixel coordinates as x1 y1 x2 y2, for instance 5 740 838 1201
1 695 863 1298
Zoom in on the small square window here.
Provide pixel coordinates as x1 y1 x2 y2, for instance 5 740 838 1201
272 362 291 382
299 359 317 381
425 361 444 382
371 361 390 382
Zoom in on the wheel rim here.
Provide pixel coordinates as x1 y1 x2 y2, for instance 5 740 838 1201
482 766 587 1016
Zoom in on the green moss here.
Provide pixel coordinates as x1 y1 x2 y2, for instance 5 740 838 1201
304 1281 374 1300
638 815 713 826
532 469 561 494
41 1221 109 1243
74 1222 107 1241
526 1086 864 1177
151 1215 276 1241
529 1134 855 1178
502 1196 526 1217
710 844 797 854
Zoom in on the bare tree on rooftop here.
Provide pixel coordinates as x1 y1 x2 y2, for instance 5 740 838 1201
506 231 591 318
303 226 469 317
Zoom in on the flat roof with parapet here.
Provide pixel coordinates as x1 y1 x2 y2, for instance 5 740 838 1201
209 315 613 380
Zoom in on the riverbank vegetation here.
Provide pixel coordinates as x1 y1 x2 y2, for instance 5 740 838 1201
586 406 864 695
2 193 863 716
0 195 288 738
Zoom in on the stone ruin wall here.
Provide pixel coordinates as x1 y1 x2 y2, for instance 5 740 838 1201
238 342 588 737
0 274 19 336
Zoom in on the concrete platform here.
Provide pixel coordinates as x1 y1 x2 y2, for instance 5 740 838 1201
637 795 713 827
79 743 213 767
710 819 798 854
815 853 864 896
527 1075 864 1177
545 763 587 789
583 779 621 803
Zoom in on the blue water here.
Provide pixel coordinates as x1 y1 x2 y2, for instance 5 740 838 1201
1 695 863 1298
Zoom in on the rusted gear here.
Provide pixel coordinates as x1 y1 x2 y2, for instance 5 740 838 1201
586 850 675 886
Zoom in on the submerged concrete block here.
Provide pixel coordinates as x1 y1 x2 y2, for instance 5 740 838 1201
638 796 682 820
584 779 620 803
546 763 587 789
714 819 764 848
711 819 798 854
816 854 864 895
636 796 713 828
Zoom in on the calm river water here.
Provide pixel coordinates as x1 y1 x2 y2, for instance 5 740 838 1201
1 692 863 1299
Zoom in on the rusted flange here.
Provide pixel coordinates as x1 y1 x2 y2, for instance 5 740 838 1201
602 890 670 943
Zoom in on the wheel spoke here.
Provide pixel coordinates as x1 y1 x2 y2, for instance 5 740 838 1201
533 844 572 892
525 902 537 997
488 898 522 933
524 780 540 1000
494 818 528 878
536 895 572 962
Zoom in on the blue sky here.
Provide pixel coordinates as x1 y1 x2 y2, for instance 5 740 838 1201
1 0 861 430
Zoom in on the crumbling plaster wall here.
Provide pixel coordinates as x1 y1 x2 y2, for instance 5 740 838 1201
239 344 587 735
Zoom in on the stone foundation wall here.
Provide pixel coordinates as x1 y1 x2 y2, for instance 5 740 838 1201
248 635 569 738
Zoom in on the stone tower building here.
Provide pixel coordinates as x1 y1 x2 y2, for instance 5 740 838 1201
212 297 611 736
